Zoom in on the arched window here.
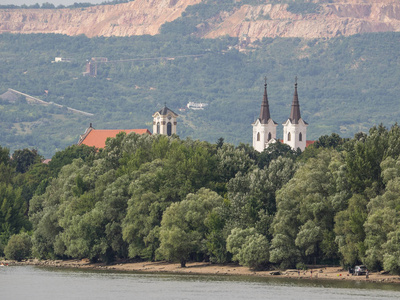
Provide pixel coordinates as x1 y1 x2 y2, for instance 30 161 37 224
157 122 160 134
299 132 302 142
257 132 260 141
268 132 272 141
288 132 291 141
167 122 172 136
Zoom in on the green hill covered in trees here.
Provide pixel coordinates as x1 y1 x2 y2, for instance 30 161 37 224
1 0 399 275
0 31 399 158
2 125 400 273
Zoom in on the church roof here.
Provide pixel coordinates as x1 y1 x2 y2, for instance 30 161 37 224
78 125 151 149
306 140 315 147
289 81 301 124
259 81 271 124
154 104 178 117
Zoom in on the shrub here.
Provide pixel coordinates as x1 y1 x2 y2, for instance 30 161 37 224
237 234 270 270
227 228 270 270
4 233 32 261
296 262 307 270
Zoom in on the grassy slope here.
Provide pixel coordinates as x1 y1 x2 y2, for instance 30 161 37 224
0 32 399 157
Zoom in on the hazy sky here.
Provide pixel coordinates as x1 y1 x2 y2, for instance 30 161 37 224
0 0 103 6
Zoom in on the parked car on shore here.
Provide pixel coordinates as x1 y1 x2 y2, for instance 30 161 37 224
354 265 367 276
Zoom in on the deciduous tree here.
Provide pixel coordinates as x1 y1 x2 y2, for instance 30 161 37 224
158 188 223 267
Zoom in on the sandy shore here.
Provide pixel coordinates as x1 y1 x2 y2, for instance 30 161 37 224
2 259 400 284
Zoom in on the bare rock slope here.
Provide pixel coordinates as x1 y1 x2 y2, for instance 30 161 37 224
0 0 399 39
0 0 202 37
206 0 400 40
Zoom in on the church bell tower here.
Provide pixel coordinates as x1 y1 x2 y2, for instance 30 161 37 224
282 78 308 151
152 104 178 136
252 77 278 152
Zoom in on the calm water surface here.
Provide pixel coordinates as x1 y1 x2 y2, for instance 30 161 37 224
1 265 400 300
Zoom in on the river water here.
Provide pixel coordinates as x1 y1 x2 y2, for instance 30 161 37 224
1 266 400 300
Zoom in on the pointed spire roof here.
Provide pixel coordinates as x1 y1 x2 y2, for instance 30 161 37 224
289 77 301 124
259 77 271 124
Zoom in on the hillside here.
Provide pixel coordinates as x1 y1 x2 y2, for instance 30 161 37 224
0 32 399 158
0 1 399 158
0 0 201 37
0 0 399 39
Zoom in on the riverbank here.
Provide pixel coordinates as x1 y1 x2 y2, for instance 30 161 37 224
2 259 400 284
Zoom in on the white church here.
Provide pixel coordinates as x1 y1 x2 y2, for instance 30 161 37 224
252 78 310 152
78 79 312 151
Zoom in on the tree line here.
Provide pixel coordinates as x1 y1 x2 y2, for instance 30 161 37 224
2 124 400 274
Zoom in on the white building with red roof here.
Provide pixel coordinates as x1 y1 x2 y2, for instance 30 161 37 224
78 105 177 149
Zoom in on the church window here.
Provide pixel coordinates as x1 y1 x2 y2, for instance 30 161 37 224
257 132 260 141
288 132 291 141
268 132 272 141
167 122 172 136
157 122 160 134
299 132 302 141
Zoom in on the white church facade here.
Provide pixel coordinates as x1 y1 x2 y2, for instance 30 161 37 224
252 78 309 152
152 104 178 136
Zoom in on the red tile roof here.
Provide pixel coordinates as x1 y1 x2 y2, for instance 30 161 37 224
306 140 315 147
78 129 151 149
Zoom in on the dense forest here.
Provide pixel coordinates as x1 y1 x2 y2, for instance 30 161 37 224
2 124 400 274
1 0 399 275
0 31 399 158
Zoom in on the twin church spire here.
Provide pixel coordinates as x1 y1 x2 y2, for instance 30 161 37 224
252 77 308 152
289 77 301 124
259 77 271 124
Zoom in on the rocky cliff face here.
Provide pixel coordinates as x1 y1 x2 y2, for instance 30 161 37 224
0 0 399 40
205 0 400 40
0 0 202 37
